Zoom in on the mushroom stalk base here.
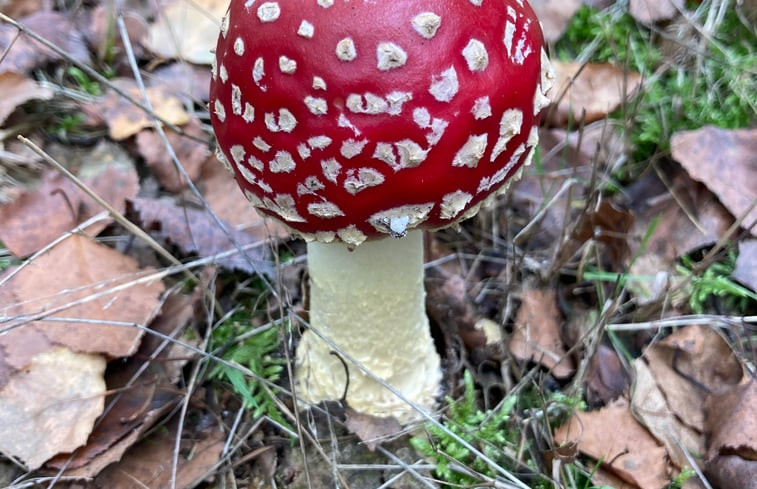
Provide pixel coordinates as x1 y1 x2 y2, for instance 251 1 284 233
295 230 441 424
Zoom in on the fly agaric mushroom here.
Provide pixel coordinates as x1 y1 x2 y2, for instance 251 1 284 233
210 0 553 424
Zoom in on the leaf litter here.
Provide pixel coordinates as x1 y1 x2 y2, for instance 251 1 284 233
0 0 755 487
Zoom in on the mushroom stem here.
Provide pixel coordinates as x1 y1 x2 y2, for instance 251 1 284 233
295 230 441 424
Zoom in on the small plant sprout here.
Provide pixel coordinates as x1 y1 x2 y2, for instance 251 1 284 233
209 0 552 423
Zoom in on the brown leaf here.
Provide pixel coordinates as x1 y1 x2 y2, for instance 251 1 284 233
734 240 757 292
586 344 628 406
554 398 671 489
0 71 53 125
94 419 224 488
130 196 274 276
548 60 642 127
630 0 684 25
0 11 89 74
0 141 138 257
344 408 403 451
0 234 165 361
136 117 210 192
705 454 757 489
144 0 228 65
0 347 106 470
0 0 43 18
705 380 757 461
529 0 583 42
85 6 148 62
97 78 191 140
509 289 574 378
671 127 757 237
149 62 212 102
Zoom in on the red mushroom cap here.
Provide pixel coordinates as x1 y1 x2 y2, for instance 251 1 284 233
210 0 552 246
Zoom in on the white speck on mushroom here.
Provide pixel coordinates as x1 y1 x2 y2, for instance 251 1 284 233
257 2 281 22
253 57 265 89
453 134 488 168
540 49 555 94
377 42 408 70
462 39 489 71
312 76 327 90
216 147 231 172
411 12 441 39
308 201 345 218
440 191 473 219
317 0 334 7
427 118 449 145
514 33 532 65
386 91 413 115
231 84 242 115
522 145 537 168
347 93 389 114
336 37 357 61
533 83 550 115
230 144 246 165
372 142 397 167
469 0 483 6
472 96 492 119
297 20 314 38
269 150 296 173
213 99 226 122
238 163 257 185
256 179 273 193
395 140 428 168
429 67 459 102
211 57 217 81
308 135 332 150
242 102 255 123
344 167 385 194
220 14 230 38
490 108 523 161
265 108 297 132
337 113 360 135
279 56 297 74
298 176 325 195
368 203 434 235
248 155 265 171
219 64 229 83
527 125 539 147
321 158 341 183
243 189 262 206
264 193 305 222
253 136 272 152
304 96 328 115
478 143 525 193
233 37 245 56
337 225 366 247
503 21 515 57
297 143 311 160
413 107 431 128
340 139 368 159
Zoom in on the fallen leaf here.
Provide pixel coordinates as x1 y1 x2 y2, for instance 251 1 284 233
734 240 757 292
136 117 210 192
97 78 191 140
0 71 53 125
509 289 575 378
148 62 212 102
425 267 482 352
201 158 290 240
630 0 684 25
705 454 757 489
130 196 274 276
344 408 403 451
0 11 89 75
85 6 148 63
94 419 224 488
0 347 105 470
554 398 671 489
671 127 757 237
529 0 583 42
0 0 43 18
586 344 628 406
548 60 642 127
144 0 227 65
0 234 164 360
0 141 138 257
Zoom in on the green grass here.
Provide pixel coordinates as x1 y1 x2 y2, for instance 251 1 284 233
555 3 756 161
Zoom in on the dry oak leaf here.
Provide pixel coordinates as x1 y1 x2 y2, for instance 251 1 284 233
144 0 228 65
98 78 190 140
548 60 642 127
671 126 757 237
0 234 164 361
509 289 575 378
345 408 403 451
0 71 53 125
528 0 583 43
630 0 684 25
0 347 106 470
554 397 670 489
0 141 138 257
